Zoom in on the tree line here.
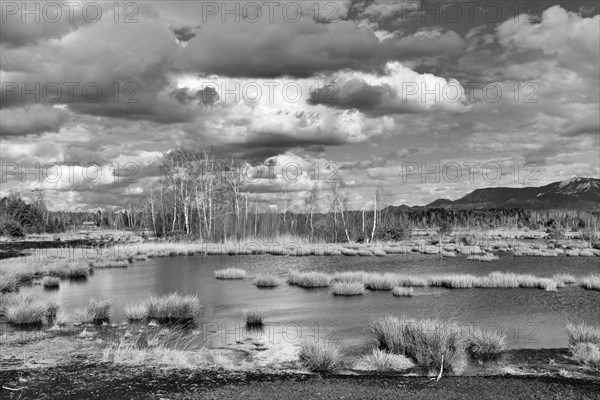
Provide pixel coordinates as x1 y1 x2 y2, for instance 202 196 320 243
1 148 599 240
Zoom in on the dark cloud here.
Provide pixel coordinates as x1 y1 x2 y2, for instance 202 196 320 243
171 25 199 42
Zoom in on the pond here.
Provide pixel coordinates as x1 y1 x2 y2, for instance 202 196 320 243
10 252 600 353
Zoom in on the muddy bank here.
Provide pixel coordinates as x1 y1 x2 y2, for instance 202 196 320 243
1 365 599 400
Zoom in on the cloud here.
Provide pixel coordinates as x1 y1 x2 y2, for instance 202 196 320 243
308 62 468 115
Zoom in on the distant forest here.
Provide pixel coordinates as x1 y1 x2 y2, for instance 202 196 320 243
2 149 599 241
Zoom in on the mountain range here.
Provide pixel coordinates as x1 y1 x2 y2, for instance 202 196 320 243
423 177 600 210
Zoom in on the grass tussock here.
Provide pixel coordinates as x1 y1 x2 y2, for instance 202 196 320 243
3 295 57 325
146 293 201 322
370 316 466 375
214 267 247 280
428 275 476 289
244 309 266 326
254 273 280 287
552 274 577 287
0 273 19 293
566 322 600 346
287 270 331 288
571 343 600 367
356 348 415 371
298 341 343 372
331 281 364 296
365 273 397 291
465 327 507 360
124 303 148 321
580 275 600 291
41 276 60 288
392 287 414 297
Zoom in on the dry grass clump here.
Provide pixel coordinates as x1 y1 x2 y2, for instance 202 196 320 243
42 276 60 288
571 343 600 366
254 273 280 288
464 327 507 360
74 298 111 324
2 295 58 325
0 273 19 293
580 275 600 291
365 273 397 291
287 270 331 288
124 302 148 321
146 293 201 322
370 316 465 375
298 341 343 372
566 322 600 346
331 281 364 296
356 348 415 371
244 309 266 326
428 274 476 289
214 267 247 279
392 287 414 297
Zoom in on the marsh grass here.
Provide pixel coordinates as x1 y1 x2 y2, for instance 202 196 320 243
331 281 364 296
287 271 331 288
571 343 600 366
365 273 397 291
465 327 507 360
146 293 201 322
370 316 466 375
93 261 128 269
124 303 148 321
566 322 600 346
3 295 57 325
580 275 600 291
428 275 475 289
41 276 60 288
552 274 577 287
244 309 266 326
356 348 415 371
298 341 343 372
254 273 280 288
0 273 18 293
214 267 247 279
392 287 414 297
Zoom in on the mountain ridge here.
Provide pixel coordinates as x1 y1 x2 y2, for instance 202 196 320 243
421 177 600 210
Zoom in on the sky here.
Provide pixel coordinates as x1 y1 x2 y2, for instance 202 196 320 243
0 0 599 211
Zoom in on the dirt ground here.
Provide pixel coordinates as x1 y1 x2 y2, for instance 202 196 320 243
1 365 599 400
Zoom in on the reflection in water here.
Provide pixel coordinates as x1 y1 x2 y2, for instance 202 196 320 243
13 253 600 350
